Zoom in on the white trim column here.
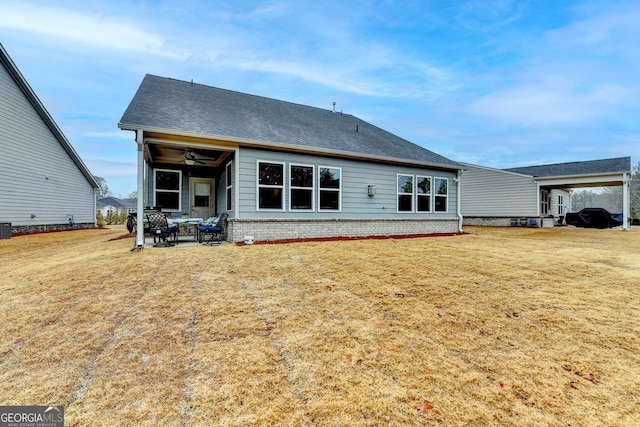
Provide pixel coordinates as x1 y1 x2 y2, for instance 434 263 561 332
234 147 240 218
455 169 463 232
135 130 145 247
622 172 630 231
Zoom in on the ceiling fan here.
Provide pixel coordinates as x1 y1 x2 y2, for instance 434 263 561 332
183 150 215 166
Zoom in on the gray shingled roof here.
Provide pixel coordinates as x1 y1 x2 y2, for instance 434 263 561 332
119 74 460 170
97 197 136 209
505 157 631 177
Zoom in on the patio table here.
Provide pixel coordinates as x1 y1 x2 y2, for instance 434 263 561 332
169 217 203 240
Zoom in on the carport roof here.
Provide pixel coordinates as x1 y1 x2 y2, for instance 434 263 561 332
504 157 631 178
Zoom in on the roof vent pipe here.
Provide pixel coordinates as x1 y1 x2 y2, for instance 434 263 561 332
332 102 336 113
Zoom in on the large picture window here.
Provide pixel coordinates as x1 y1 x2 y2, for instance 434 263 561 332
154 169 181 211
416 176 431 212
257 161 284 210
290 164 314 210
434 177 448 212
397 174 413 212
319 166 341 211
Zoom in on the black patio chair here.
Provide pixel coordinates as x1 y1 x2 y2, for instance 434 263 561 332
146 212 179 247
198 213 228 245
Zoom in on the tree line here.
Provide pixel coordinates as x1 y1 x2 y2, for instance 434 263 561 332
572 161 639 218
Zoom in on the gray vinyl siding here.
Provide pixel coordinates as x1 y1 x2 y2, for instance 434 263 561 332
237 147 458 219
460 164 538 217
0 62 96 226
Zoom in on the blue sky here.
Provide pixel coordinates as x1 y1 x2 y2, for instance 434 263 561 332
1 0 638 198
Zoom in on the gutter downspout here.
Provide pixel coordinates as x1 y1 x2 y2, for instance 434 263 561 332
135 130 145 249
455 169 463 232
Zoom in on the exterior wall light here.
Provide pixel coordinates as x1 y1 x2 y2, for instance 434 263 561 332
367 184 376 197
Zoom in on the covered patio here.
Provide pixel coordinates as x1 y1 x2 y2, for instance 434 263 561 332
125 130 238 249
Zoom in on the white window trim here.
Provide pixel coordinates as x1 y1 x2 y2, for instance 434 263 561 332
541 189 550 215
153 168 182 212
397 173 414 213
416 175 432 213
289 163 315 212
318 165 342 212
256 160 285 211
434 176 449 213
226 160 233 212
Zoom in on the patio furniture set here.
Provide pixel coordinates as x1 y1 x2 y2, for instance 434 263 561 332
146 212 228 247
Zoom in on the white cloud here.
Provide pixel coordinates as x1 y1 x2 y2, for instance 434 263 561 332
0 1 454 99
84 131 133 140
0 2 186 59
545 3 640 57
452 0 526 31
467 82 629 126
463 2 640 128
84 158 136 178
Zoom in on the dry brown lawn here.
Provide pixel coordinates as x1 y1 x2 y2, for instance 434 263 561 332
0 226 638 426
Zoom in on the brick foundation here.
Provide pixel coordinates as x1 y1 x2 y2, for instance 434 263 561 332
227 218 460 243
463 217 541 227
10 222 96 236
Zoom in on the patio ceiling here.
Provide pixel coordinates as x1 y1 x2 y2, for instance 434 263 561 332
146 142 231 168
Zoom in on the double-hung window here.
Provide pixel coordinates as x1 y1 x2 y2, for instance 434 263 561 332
540 189 550 215
154 169 181 212
558 195 564 216
397 174 413 212
434 177 448 212
416 176 431 212
290 164 314 210
257 161 284 210
319 167 341 211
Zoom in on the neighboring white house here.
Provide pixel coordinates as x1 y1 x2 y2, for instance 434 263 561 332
460 157 631 229
119 74 463 246
0 43 98 235
96 196 136 218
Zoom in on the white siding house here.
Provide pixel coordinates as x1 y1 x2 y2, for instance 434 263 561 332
460 158 631 228
0 44 98 234
459 164 538 221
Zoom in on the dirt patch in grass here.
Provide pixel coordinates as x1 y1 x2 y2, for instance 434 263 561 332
0 226 639 426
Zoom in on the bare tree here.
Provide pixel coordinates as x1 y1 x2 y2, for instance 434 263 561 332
94 176 110 199
631 161 640 218
124 191 137 202
571 189 598 211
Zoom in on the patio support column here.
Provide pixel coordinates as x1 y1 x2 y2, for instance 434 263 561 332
622 172 630 231
135 129 145 247
455 169 463 232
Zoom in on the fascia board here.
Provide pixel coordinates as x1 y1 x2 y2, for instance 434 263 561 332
458 162 535 179
119 123 462 172
534 172 627 186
